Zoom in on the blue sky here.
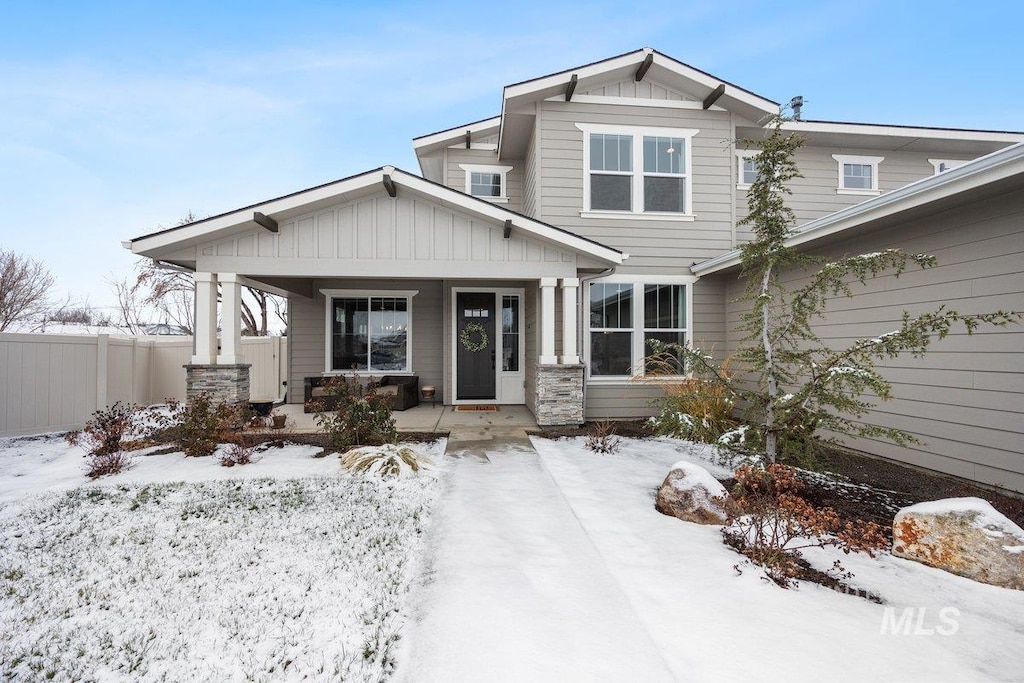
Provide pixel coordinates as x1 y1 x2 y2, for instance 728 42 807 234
3 0 1022 312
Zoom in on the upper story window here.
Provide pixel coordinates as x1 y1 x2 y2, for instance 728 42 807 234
736 151 760 189
928 159 970 175
832 154 883 196
576 123 697 220
460 164 512 203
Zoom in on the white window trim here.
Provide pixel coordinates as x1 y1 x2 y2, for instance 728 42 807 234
928 158 970 175
736 150 760 190
832 154 884 196
320 289 418 375
576 122 698 218
459 164 512 203
583 274 696 385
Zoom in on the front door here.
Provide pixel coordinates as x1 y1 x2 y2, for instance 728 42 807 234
456 291 496 400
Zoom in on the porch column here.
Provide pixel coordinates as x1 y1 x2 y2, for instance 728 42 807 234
560 277 580 365
539 277 558 365
217 273 243 365
191 272 218 364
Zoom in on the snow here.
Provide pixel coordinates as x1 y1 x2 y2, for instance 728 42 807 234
4 432 1024 681
665 459 727 497
897 496 1024 538
0 432 448 681
401 437 1024 682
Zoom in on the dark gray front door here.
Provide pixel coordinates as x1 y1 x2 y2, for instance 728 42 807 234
456 292 496 400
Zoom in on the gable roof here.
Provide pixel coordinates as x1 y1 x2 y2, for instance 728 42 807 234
692 142 1024 276
127 166 625 266
411 115 502 156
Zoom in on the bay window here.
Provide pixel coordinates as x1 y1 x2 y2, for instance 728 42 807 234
577 123 697 218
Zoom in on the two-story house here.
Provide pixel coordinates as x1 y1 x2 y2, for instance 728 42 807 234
127 48 1024 490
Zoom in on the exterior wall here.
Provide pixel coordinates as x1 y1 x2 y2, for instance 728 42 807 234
523 125 538 218
537 99 736 272
735 145 980 243
287 279 444 405
722 185 1024 491
535 364 584 426
443 146 525 214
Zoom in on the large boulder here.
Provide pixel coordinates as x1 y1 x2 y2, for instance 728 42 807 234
892 497 1024 591
655 460 731 525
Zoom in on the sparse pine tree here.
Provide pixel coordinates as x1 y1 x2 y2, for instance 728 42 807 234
651 114 1020 463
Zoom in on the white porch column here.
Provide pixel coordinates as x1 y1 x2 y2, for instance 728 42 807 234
560 277 580 365
192 272 218 364
539 277 559 365
217 273 243 365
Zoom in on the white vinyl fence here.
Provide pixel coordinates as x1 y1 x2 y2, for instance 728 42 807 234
0 334 288 437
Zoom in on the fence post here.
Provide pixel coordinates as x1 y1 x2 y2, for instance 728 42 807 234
96 334 109 410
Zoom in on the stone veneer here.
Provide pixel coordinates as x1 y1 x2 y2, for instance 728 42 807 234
184 364 251 405
534 364 584 426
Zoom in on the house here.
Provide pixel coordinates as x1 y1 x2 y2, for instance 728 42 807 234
126 48 1024 490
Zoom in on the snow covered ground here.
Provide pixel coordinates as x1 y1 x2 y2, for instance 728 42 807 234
0 434 447 682
400 437 1024 683
3 432 1022 682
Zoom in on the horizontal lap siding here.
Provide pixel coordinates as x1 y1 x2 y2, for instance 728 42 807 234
736 146 978 243
539 101 735 273
724 186 1024 491
445 148 525 214
287 280 444 404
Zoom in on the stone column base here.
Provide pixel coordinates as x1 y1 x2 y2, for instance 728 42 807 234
535 364 584 426
185 364 251 406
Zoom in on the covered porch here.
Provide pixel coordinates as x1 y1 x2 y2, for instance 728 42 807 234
127 166 625 426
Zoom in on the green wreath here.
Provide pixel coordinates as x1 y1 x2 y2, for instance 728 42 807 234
459 321 489 352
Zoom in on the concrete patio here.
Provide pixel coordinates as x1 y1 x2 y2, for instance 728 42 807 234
274 403 541 457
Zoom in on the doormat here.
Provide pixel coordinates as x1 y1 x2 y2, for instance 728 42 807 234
454 405 499 412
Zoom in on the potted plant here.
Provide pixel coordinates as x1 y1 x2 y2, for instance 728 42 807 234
270 408 287 430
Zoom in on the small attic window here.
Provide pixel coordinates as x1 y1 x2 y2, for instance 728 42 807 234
832 154 884 196
460 164 512 203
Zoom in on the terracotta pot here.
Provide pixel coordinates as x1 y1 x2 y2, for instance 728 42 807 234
271 414 287 429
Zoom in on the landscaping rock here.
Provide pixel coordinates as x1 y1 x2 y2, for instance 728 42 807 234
655 460 730 525
892 497 1024 591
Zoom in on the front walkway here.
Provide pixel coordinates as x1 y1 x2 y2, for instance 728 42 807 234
397 445 680 682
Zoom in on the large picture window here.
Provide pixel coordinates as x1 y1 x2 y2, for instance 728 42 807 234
577 123 697 218
323 291 414 372
588 280 690 378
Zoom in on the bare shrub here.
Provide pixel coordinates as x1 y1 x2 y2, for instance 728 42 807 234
85 450 133 479
584 420 620 454
66 402 139 456
723 463 887 587
218 440 254 467
157 393 243 457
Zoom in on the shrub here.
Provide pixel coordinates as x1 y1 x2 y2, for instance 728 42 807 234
66 402 139 456
647 376 739 444
85 450 133 479
309 375 397 452
160 393 244 457
218 440 254 467
723 463 887 587
584 420 620 454
341 444 428 477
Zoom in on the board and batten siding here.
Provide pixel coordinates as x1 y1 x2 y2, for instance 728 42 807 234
537 100 736 273
735 146 979 243
196 190 577 280
287 280 444 405
721 185 1024 491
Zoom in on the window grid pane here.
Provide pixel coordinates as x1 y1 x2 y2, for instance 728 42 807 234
843 163 872 189
643 136 685 174
590 133 632 172
470 172 502 197
742 158 758 185
590 283 633 330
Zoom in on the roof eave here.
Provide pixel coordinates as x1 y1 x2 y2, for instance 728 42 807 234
693 142 1024 276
